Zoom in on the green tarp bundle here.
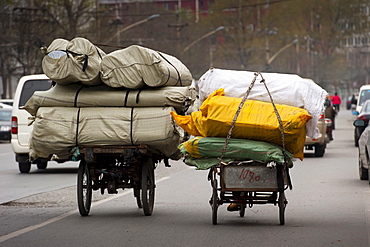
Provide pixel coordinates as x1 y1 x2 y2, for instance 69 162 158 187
179 136 293 170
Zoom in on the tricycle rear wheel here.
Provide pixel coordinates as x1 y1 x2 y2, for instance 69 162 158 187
77 160 92 216
134 189 143 208
239 203 246 217
278 191 286 225
141 158 155 216
212 179 218 225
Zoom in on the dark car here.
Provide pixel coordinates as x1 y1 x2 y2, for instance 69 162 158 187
0 108 12 141
354 99 370 146
354 119 370 181
347 94 358 110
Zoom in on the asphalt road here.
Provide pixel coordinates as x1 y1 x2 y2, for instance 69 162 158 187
0 109 369 247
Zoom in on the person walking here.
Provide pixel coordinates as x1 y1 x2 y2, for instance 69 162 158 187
332 92 341 112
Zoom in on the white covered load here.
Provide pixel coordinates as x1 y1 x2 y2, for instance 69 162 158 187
42 37 105 86
29 106 183 161
197 68 328 138
100 45 193 89
24 83 195 116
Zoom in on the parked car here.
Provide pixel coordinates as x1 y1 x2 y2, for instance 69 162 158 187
355 85 370 113
346 96 352 110
353 99 370 147
11 74 53 173
304 113 329 157
0 99 14 107
0 102 12 109
353 119 370 182
347 94 358 110
0 108 11 141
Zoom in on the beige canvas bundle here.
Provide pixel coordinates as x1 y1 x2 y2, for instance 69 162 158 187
29 107 183 161
42 37 106 85
100 45 193 89
25 83 195 116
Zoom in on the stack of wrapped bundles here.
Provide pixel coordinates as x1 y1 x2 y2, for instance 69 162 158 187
171 88 312 161
171 69 327 169
27 40 194 161
197 68 328 139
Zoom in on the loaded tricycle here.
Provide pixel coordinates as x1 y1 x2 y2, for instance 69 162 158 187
173 72 305 225
208 159 291 225
74 144 168 216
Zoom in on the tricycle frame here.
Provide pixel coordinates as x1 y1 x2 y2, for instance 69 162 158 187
76 144 163 217
209 161 289 225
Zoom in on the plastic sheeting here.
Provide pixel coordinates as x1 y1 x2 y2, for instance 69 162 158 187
29 106 183 161
171 88 312 160
24 83 195 116
197 68 327 138
100 45 193 89
42 37 105 86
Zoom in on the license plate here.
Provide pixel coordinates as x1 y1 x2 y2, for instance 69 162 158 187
223 165 279 189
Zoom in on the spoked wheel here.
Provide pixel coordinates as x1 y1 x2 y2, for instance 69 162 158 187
278 191 287 225
212 179 218 225
141 158 155 216
134 189 142 209
77 160 92 216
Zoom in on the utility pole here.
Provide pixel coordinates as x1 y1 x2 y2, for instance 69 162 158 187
168 0 188 51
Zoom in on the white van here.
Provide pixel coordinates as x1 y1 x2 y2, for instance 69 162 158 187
355 85 370 113
11 74 53 173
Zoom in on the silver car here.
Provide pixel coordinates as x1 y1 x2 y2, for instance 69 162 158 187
354 119 370 182
0 108 12 141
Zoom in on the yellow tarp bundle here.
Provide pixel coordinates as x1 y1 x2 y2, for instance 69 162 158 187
170 89 312 160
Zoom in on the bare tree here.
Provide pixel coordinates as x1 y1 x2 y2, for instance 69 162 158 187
0 2 18 98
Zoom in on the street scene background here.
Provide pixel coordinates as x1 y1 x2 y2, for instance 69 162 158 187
0 109 369 246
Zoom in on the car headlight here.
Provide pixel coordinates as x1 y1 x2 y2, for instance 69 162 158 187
0 126 11 131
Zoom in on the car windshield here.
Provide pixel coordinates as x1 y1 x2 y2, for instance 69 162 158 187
0 111 11 121
359 89 370 106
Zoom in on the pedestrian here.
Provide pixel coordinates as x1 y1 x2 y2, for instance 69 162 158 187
324 98 336 139
332 92 341 112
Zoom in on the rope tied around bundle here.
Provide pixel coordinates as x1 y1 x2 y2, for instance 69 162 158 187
218 72 286 163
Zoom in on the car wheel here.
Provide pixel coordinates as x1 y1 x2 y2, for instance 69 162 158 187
36 160 48 170
359 158 369 180
314 144 325 157
19 161 31 173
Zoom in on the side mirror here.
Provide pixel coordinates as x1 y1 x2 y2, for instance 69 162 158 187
352 111 359 115
354 119 366 127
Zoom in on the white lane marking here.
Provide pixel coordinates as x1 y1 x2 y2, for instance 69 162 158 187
0 176 170 243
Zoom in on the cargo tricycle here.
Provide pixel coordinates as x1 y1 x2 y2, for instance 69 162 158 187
75 144 167 216
208 159 291 225
205 72 293 225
